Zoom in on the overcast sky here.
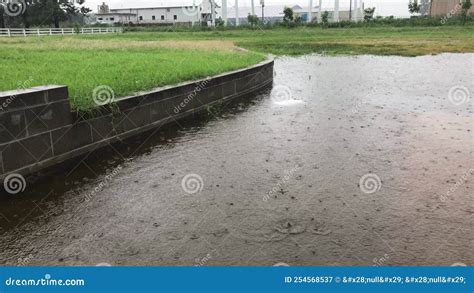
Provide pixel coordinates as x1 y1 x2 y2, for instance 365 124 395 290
85 0 411 17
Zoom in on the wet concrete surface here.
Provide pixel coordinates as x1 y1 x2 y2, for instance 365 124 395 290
0 54 472 266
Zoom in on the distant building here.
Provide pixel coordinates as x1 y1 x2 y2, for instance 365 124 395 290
223 4 363 25
95 1 368 26
95 1 218 25
429 0 474 16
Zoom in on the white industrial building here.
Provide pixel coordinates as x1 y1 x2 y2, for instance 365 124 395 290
96 1 218 25
95 1 366 26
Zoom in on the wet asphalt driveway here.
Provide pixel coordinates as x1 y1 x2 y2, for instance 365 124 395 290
0 54 472 266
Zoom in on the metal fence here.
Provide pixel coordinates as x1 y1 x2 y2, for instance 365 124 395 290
0 27 123 37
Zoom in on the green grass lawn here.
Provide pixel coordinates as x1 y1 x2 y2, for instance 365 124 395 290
0 38 265 110
1 25 473 110
123 25 474 56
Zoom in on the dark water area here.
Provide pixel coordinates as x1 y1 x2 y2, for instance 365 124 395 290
0 54 472 266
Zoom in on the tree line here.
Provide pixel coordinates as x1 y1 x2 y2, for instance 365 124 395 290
0 0 91 28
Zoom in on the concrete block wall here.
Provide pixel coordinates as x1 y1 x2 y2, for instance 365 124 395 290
0 59 274 179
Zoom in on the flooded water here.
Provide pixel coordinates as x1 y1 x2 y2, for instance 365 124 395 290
0 54 472 266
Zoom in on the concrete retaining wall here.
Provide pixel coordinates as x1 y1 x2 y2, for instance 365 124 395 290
0 59 274 179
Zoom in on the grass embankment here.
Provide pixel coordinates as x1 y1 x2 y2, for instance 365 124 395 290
0 38 265 110
1 25 473 110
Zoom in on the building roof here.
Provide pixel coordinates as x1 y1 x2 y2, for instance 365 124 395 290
108 1 220 11
97 12 136 16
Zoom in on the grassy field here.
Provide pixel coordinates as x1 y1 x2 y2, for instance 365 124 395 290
1 25 473 110
118 25 474 56
0 38 265 110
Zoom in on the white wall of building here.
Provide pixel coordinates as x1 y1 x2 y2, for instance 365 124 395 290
110 7 199 24
95 1 218 25
96 14 134 24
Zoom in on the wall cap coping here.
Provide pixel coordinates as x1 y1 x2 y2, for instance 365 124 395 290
0 85 67 98
114 57 274 104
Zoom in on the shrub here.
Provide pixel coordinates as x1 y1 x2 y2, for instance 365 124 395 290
283 7 294 24
321 11 329 28
408 0 421 16
247 14 259 27
364 7 376 22
461 0 473 25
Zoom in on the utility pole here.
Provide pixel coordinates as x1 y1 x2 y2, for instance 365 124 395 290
318 0 322 23
308 0 313 23
191 0 196 26
211 0 216 26
261 0 265 23
222 0 228 26
333 0 339 22
251 0 255 16
354 0 358 21
349 0 352 21
235 0 239 26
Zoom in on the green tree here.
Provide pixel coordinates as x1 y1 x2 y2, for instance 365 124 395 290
26 0 91 28
294 13 302 24
408 0 421 15
215 17 224 27
247 13 259 27
0 5 4 28
364 7 376 22
321 11 329 28
461 0 472 25
283 7 294 24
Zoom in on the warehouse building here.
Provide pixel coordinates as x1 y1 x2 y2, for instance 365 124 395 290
95 1 218 25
